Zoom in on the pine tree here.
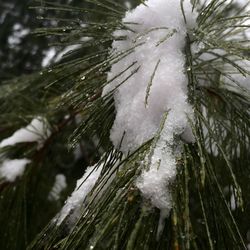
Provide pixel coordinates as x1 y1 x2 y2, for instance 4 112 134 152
0 0 250 249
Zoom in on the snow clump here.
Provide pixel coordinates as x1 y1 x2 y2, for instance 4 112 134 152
0 117 51 182
103 0 198 219
56 163 103 225
48 174 67 201
0 116 51 148
0 159 31 182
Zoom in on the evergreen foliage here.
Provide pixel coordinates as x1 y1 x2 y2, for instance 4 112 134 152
0 0 249 249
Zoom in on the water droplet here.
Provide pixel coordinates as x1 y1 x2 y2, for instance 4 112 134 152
81 76 86 80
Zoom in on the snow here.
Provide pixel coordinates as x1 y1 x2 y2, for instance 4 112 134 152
42 47 57 68
0 159 30 182
136 112 188 211
54 44 82 63
228 0 250 39
103 0 196 152
0 117 51 182
0 117 51 148
56 162 103 225
48 174 67 201
42 38 91 67
233 0 250 39
236 0 249 8
103 0 197 218
42 44 82 68
195 0 250 158
223 59 250 93
8 23 30 48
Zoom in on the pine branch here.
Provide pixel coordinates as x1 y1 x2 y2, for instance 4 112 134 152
0 0 250 249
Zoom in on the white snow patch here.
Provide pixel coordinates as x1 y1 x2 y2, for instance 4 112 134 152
103 0 197 219
42 47 57 68
236 0 250 8
233 0 250 39
103 0 196 152
8 23 30 48
48 174 67 201
136 112 188 211
54 44 82 63
56 162 103 225
0 117 51 149
42 40 91 67
0 159 30 182
221 59 250 97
